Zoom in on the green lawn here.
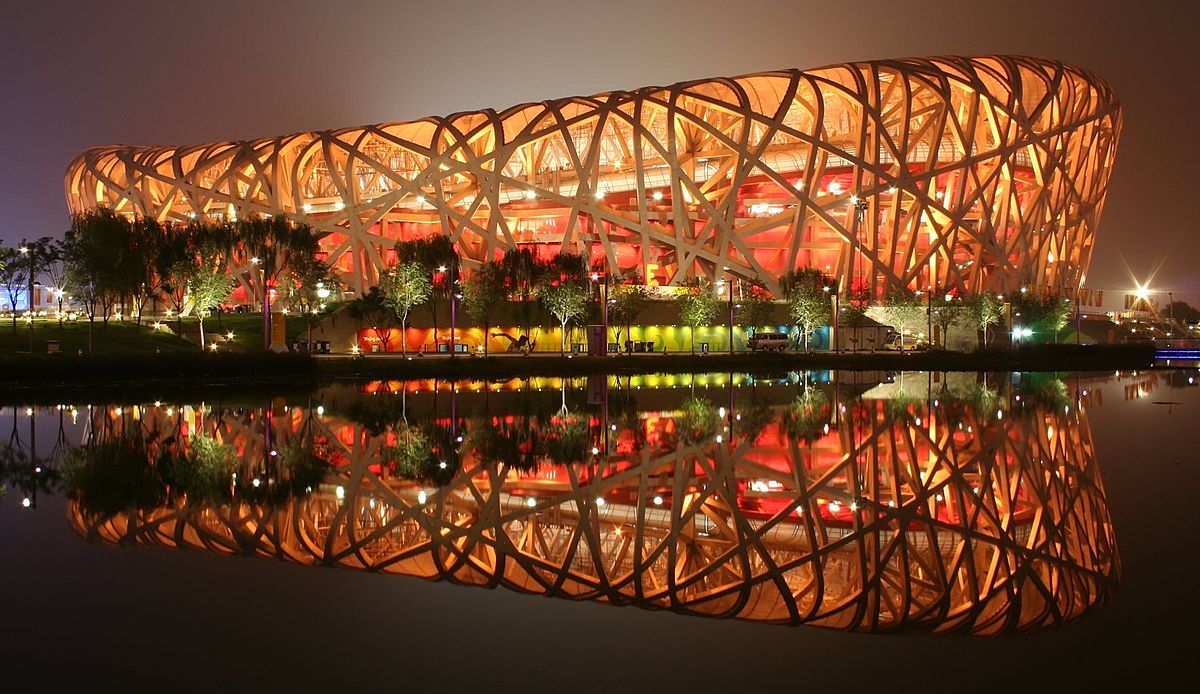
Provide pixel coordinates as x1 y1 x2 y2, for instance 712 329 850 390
0 317 197 355
0 311 330 356
183 313 321 351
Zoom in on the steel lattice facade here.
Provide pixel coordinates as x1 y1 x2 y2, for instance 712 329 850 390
66 56 1121 297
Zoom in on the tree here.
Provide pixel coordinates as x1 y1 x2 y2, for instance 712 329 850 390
17 238 59 350
0 246 26 333
607 277 649 349
379 261 432 355
1165 301 1200 324
184 244 238 349
539 252 590 354
282 252 341 349
127 216 167 330
498 247 547 336
734 281 774 335
1046 296 1073 343
63 209 132 349
156 223 197 331
462 261 504 356
235 215 324 349
41 240 68 326
396 235 458 339
347 286 396 352
676 278 719 353
781 268 831 352
840 284 873 351
883 286 924 347
1011 293 1072 344
969 291 1004 348
931 294 967 348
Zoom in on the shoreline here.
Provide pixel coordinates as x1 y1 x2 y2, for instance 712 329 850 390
0 344 1162 394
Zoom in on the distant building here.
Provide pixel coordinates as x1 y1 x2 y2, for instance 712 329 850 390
1 284 56 314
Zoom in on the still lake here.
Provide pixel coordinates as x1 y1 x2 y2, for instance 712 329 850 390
1 370 1195 690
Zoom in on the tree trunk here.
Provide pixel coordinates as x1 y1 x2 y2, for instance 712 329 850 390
401 317 407 355
199 315 206 349
560 318 567 354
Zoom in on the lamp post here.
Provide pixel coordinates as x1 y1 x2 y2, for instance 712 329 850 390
722 270 735 355
251 257 269 350
823 282 839 352
450 260 460 358
312 281 330 350
19 241 35 353
925 286 934 347
591 270 610 355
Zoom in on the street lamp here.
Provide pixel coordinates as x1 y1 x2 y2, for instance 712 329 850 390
717 270 736 354
19 241 35 353
250 257 270 350
823 282 839 352
1013 325 1033 347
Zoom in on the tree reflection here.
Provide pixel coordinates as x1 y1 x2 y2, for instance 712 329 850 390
62 432 166 515
782 386 830 443
61 372 1119 635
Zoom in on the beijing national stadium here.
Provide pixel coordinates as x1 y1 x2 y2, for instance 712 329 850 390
65 55 1120 301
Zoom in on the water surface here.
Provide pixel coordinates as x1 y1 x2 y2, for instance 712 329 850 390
1 370 1194 689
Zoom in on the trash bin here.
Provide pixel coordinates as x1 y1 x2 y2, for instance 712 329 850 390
571 342 585 353
698 342 709 353
316 340 331 354
293 340 308 353
46 340 60 354
370 343 382 353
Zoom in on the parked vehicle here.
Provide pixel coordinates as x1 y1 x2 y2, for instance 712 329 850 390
883 332 925 351
748 332 790 352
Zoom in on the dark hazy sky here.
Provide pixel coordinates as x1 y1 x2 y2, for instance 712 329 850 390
2 0 1196 303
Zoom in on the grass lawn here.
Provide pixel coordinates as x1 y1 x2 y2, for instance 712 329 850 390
0 312 328 356
178 313 320 352
0 318 197 355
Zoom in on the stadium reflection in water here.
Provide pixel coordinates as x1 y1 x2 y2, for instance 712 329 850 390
64 372 1118 634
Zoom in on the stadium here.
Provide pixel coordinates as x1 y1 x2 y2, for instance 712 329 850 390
65 55 1121 299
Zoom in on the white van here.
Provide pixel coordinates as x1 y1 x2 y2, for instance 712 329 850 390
748 332 790 352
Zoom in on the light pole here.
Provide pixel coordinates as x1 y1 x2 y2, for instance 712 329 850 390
591 270 610 355
925 286 934 347
251 257 269 350
722 270 735 354
450 260 460 358
822 281 839 352
19 241 35 353
312 281 330 350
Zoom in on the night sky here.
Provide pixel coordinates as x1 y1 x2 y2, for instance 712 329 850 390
2 0 1196 304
